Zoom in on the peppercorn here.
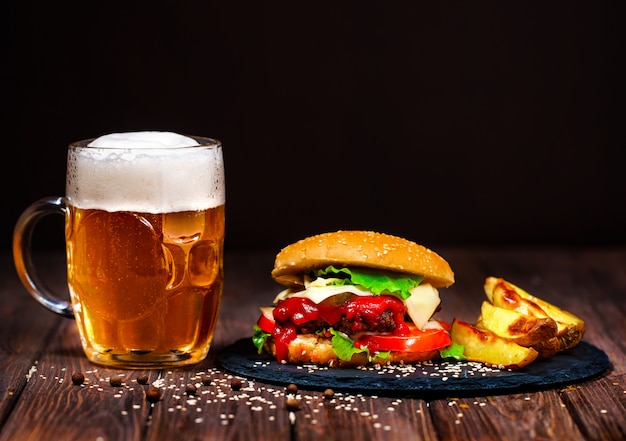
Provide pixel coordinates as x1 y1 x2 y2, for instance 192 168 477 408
286 398 300 411
146 387 161 403
71 372 84 386
137 374 149 385
230 378 242 391
110 375 123 387
185 384 197 395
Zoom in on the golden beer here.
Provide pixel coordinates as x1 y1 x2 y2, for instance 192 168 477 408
13 132 225 368
65 133 225 368
66 205 225 366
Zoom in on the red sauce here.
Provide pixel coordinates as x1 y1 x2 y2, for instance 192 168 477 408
271 295 409 363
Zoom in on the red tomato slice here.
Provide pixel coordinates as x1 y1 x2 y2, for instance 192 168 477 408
256 307 276 334
354 326 451 353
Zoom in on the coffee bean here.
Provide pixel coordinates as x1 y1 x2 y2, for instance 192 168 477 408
146 387 161 402
230 378 242 391
185 384 197 395
286 398 300 411
71 372 84 385
137 374 149 385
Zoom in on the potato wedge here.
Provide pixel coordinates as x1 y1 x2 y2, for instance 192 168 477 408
536 322 585 357
485 277 585 352
450 319 539 370
486 278 552 318
531 323 585 357
532 337 561 358
476 301 557 347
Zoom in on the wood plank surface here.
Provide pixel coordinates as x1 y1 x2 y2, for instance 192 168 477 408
0 247 624 440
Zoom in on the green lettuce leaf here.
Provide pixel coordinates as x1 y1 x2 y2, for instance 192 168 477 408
439 342 466 361
252 325 270 355
329 328 369 361
374 350 391 360
315 266 423 300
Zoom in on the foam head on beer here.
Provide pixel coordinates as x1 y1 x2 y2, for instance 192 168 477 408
87 131 201 149
67 131 225 214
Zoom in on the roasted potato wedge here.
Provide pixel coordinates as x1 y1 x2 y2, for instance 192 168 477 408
532 337 561 358
451 319 539 370
485 277 585 353
485 278 552 318
476 301 557 347
532 322 585 358
486 277 583 321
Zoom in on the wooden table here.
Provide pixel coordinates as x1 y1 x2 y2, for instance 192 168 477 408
1 247 624 440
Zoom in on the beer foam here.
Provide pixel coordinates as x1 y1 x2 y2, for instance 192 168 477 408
67 131 225 213
87 131 200 149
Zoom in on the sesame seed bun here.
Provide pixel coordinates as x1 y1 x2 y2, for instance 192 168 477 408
271 230 455 288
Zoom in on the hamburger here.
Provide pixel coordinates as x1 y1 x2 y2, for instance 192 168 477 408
252 230 457 367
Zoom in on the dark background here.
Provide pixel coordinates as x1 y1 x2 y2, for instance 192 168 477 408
2 2 623 253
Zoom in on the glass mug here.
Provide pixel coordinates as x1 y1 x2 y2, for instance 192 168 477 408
13 132 226 368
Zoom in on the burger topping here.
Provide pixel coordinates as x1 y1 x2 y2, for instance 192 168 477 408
273 267 441 329
273 295 409 335
254 265 448 364
354 324 452 353
269 295 410 363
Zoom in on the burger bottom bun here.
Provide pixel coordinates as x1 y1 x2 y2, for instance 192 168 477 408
264 334 440 368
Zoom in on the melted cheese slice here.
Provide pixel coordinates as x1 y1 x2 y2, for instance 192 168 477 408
273 279 441 329
404 283 441 329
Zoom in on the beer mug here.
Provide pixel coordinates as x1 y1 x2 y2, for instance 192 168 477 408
13 132 226 368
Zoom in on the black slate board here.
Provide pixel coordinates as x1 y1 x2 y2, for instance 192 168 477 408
217 338 610 398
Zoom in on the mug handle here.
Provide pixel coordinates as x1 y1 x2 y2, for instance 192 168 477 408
13 196 74 318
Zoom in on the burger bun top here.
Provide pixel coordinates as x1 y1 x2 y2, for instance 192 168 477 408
271 230 454 288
